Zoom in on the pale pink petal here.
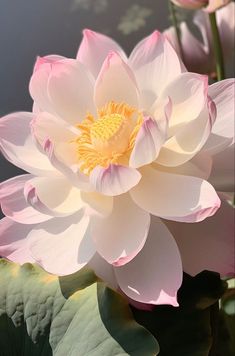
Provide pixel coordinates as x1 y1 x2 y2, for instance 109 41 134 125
77 29 127 78
0 112 55 176
129 31 182 107
209 144 234 192
156 98 215 167
130 165 220 222
88 253 118 290
81 191 113 217
129 117 165 168
154 151 213 180
90 194 150 266
160 72 208 136
0 175 51 224
29 63 56 114
114 217 182 306
164 24 209 74
41 138 92 191
216 3 235 59
31 111 79 147
94 52 139 109
0 218 35 264
90 164 141 196
29 212 95 275
33 55 65 72
204 79 235 154
24 176 85 217
166 197 234 277
47 59 95 125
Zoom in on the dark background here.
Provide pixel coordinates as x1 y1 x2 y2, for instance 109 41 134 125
0 0 171 184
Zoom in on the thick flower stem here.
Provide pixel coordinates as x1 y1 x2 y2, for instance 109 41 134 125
168 1 184 60
209 12 225 81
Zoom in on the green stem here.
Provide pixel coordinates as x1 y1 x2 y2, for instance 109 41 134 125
168 1 184 60
209 12 225 81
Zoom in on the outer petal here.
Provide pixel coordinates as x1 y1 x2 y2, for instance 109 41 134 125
0 112 55 176
28 212 95 275
204 79 235 154
164 24 210 74
29 63 56 114
156 98 215 167
24 176 85 217
0 218 35 264
115 216 182 306
94 52 139 109
90 164 141 196
47 59 96 125
209 144 235 192
0 175 51 224
129 117 165 168
153 151 213 180
88 253 118 290
166 197 234 277
77 29 127 78
33 55 65 72
130 165 220 222
90 194 150 266
129 31 182 107
160 72 208 136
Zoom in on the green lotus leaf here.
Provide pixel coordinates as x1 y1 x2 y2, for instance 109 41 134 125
0 259 159 356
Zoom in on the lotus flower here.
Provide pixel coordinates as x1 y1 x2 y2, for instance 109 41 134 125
0 30 234 306
171 0 231 12
165 2 235 77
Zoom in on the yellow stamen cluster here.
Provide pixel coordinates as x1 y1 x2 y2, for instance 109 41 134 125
73 101 143 175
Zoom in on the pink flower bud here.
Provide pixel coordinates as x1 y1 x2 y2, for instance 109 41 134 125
171 0 231 12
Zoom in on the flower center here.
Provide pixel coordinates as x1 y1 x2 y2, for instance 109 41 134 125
73 102 143 174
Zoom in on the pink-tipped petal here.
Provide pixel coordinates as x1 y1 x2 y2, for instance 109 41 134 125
29 212 95 275
129 31 182 107
129 117 165 168
130 165 220 223
77 29 127 78
166 197 235 277
90 164 141 196
90 194 150 266
24 176 85 217
114 216 182 306
47 59 95 124
0 112 55 176
33 55 65 72
0 218 35 264
0 175 51 224
94 52 139 109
